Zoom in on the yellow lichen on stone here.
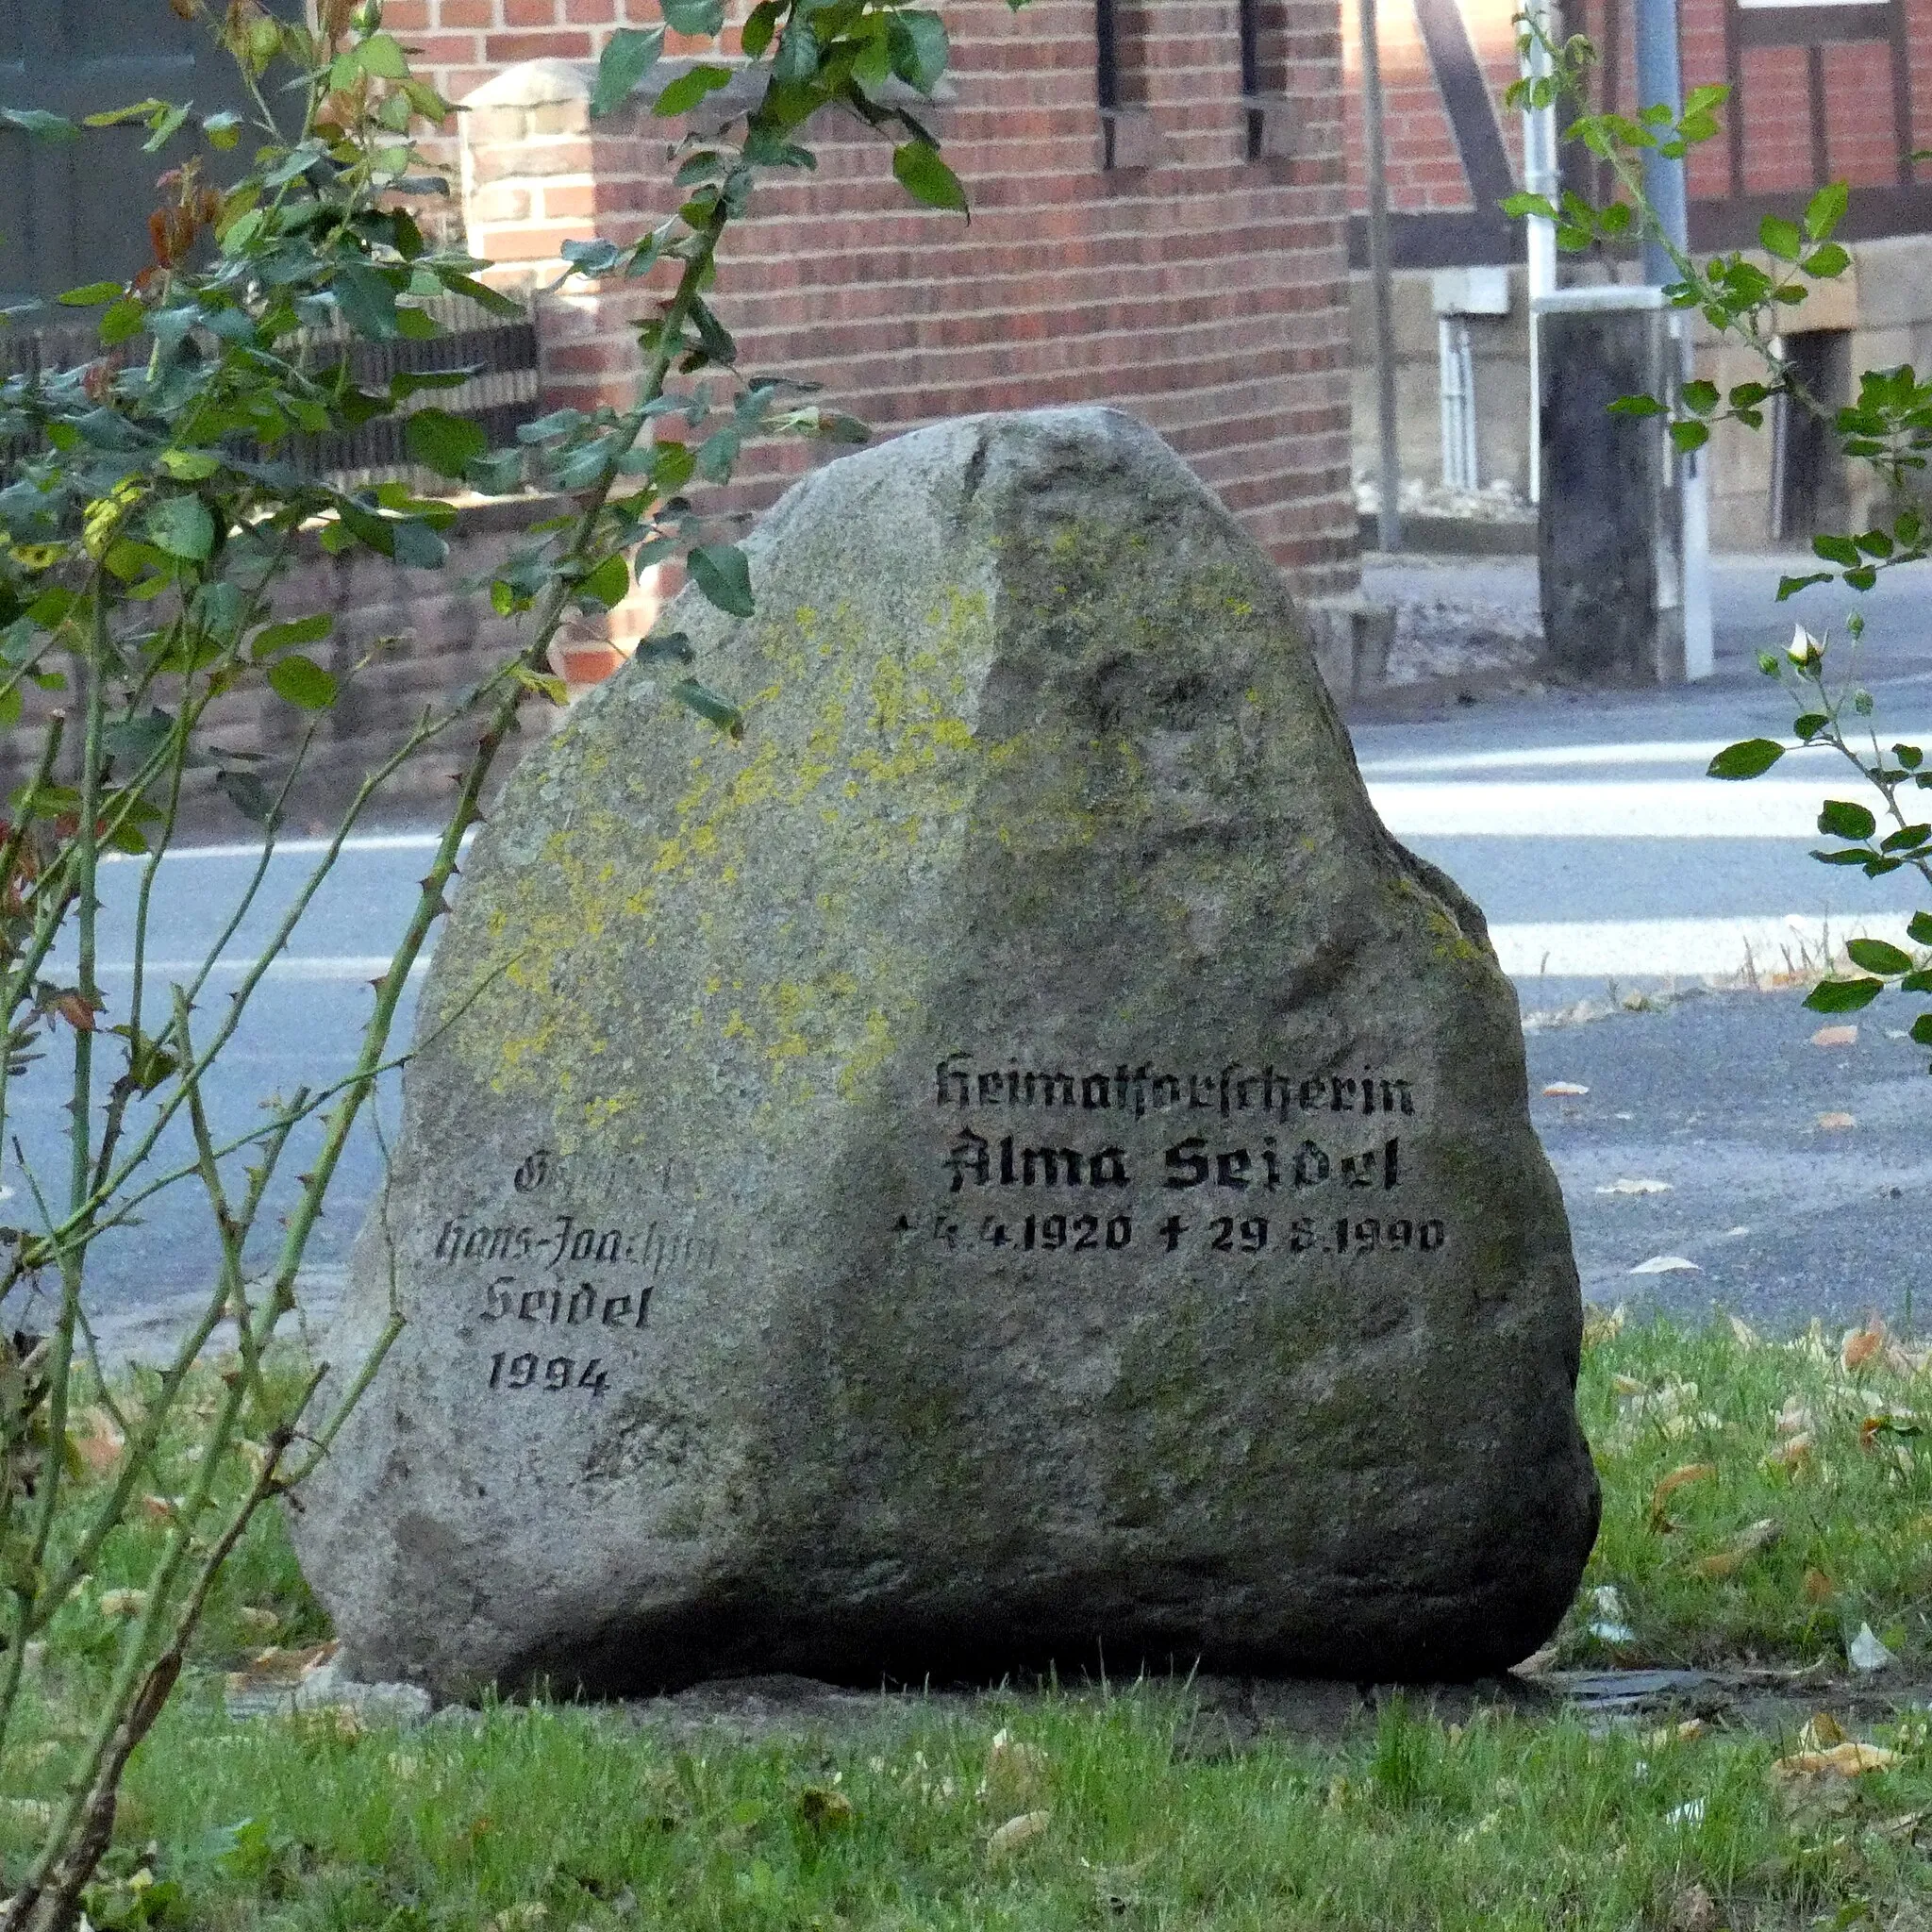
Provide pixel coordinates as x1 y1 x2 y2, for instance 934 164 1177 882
442 575 1002 1129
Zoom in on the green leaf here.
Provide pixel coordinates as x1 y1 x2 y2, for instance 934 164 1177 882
1500 191 1560 221
636 630 693 664
1913 1011 1932 1046
741 1 780 58
432 270 525 319
203 108 243 150
58 282 125 308
1813 533 1861 568
333 264 400 340
1847 937 1914 975
1777 572 1833 600
158 449 222 482
404 408 489 479
888 10 949 92
576 552 630 609
1679 379 1719 415
1819 799 1877 841
1669 419 1709 454
1607 393 1665 417
592 25 666 116
689 542 754 616
654 64 733 116
661 0 726 34
1801 242 1850 279
892 142 968 215
141 101 192 152
268 654 339 710
355 32 411 80
145 495 214 562
1707 738 1784 779
391 518 448 570
251 612 332 658
1804 976 1884 1013
772 20 818 82
1758 214 1804 260
0 108 78 142
1792 713 1829 741
670 676 742 738
100 297 146 347
1804 180 1849 242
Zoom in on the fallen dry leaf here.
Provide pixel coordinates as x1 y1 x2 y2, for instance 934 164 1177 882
234 1606 280 1637
1583 1304 1627 1349
227 1640 338 1692
1596 1176 1672 1195
1761 1432 1813 1473
1811 1024 1858 1047
138 1494 182 1525
68 1406 125 1481
1775 1395 1815 1437
1691 1518 1779 1579
1816 1111 1857 1131
987 1810 1051 1858
1804 1567 1835 1603
1775 1741 1901 1779
97 1588 147 1618
1648 1463 1717 1531
1667 1880 1719 1932
1729 1314 1759 1348
1643 1719 1708 1748
1799 1711 1849 1750
1542 1081 1590 1096
1849 1623 1895 1673
1842 1323 1888 1373
799 1785 855 1829
980 1728 1049 1807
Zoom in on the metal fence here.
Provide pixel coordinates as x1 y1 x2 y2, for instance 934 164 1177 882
0 292 541 496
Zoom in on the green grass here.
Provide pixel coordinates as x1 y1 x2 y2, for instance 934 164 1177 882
1570 1311 1932 1670
5 1315 1932 1929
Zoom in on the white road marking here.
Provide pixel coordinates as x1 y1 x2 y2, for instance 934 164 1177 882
50 957 431 981
98 831 457 864
1488 912 1913 978
1358 732 1932 780
1366 776 1882 838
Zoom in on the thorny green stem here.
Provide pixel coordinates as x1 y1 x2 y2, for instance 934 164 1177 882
0 579 106 1767
257 206 734 1358
3 1377 321 1932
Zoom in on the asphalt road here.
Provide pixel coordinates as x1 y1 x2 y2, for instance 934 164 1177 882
13 550 1932 1348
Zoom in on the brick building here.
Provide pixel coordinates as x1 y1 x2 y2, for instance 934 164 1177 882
1341 0 1932 543
378 0 1365 649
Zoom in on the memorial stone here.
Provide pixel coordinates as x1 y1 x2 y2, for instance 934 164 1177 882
293 408 1600 1698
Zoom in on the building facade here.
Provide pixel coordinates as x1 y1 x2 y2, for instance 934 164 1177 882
1341 0 1932 544
383 0 1363 634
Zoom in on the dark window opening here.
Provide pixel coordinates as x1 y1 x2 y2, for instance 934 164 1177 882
1096 0 1153 169
1238 0 1291 161
1772 329 1852 542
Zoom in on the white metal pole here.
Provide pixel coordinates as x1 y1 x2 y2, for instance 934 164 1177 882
1360 0 1402 551
1634 0 1712 677
1521 0 1558 504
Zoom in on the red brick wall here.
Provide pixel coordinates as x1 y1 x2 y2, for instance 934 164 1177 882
457 1 1358 602
1344 0 1927 229
1338 0 1522 217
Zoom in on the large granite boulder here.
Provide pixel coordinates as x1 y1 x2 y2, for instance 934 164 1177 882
293 407 1598 1697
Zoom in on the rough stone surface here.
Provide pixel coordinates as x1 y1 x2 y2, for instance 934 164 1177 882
293 407 1599 1699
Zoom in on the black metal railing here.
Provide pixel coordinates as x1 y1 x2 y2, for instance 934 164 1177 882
1 292 541 496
